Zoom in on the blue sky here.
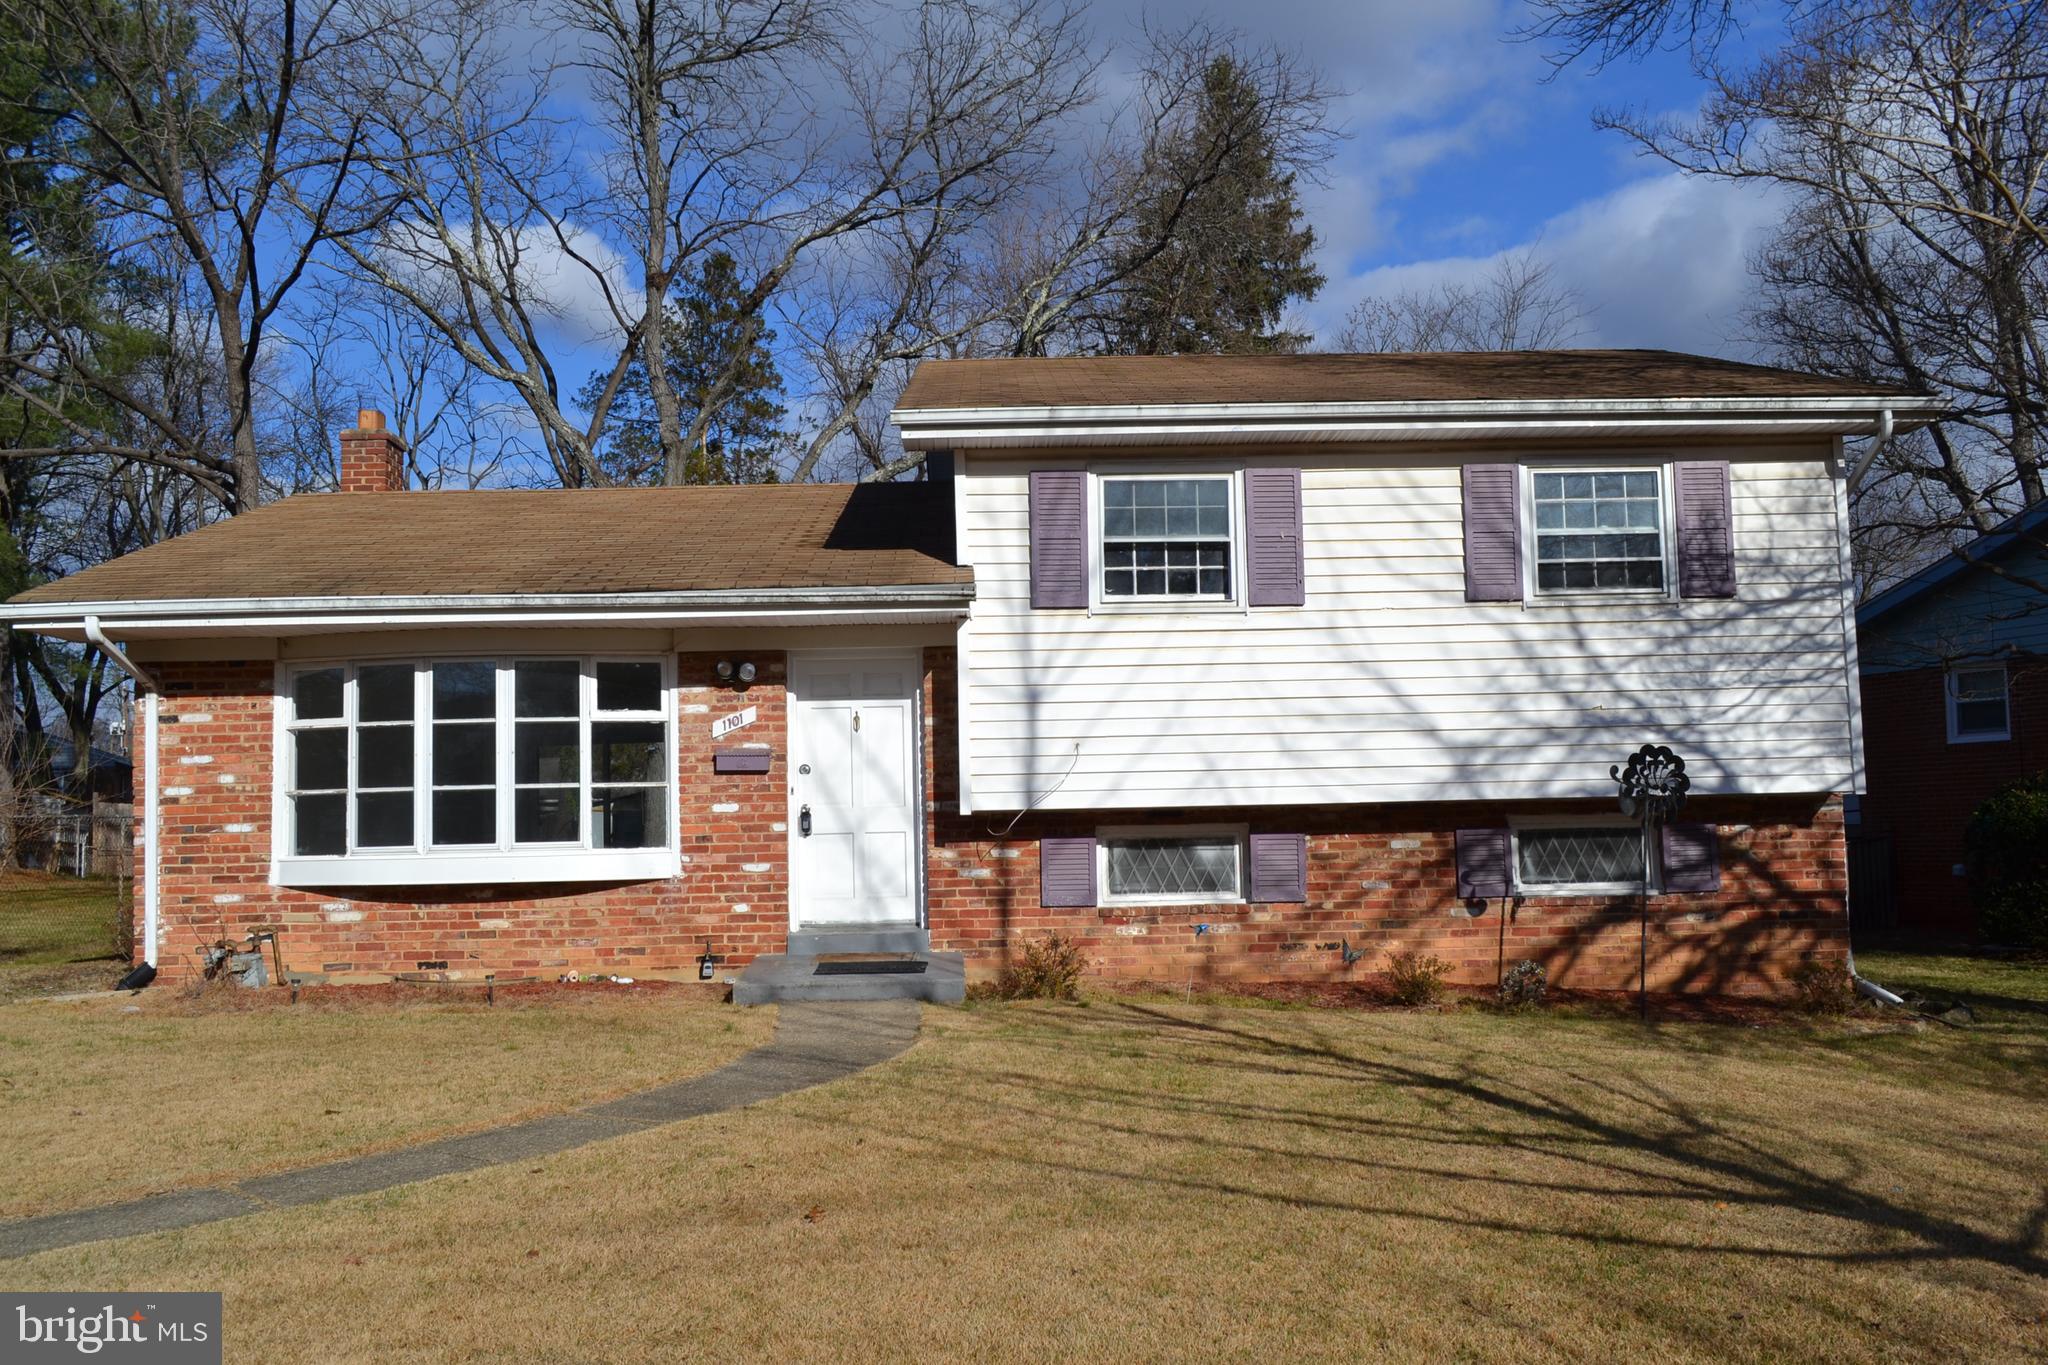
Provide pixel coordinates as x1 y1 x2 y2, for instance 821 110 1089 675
1125 0 1787 353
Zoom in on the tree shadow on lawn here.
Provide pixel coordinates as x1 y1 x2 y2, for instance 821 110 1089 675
885 1003 2048 1283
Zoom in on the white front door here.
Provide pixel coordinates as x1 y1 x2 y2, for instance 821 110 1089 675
791 654 921 927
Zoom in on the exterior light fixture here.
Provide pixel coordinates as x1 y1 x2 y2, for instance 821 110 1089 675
736 661 757 684
714 660 735 682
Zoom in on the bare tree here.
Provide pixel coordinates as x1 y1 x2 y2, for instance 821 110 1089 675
0 0 414 510
1586 1 2048 585
786 20 1339 482
343 0 1097 487
1335 251 1588 352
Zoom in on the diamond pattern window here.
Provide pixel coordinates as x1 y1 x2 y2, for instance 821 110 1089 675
1101 476 1233 600
1103 833 1243 903
1533 470 1664 593
1515 827 1645 891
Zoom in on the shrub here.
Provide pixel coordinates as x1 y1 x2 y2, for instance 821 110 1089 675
1965 773 2048 951
1384 949 1453 1006
1791 959 1856 1016
993 932 1087 1001
1499 959 1548 1009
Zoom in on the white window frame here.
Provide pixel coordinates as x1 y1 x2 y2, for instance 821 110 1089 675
1096 823 1249 907
271 655 679 888
1088 469 1246 613
1520 462 1677 604
1509 814 1661 896
1946 663 2011 744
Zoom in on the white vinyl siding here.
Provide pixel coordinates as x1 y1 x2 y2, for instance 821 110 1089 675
958 448 1856 810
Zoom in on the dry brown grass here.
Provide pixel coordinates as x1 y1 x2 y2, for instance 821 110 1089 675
0 984 770 1218
7 962 2046 1363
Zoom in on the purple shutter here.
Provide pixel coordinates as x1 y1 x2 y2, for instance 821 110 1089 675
1245 468 1305 607
1462 465 1522 602
1455 828 1510 899
1029 470 1087 609
1040 837 1097 907
1661 823 1721 893
1248 832 1307 903
1675 461 1736 598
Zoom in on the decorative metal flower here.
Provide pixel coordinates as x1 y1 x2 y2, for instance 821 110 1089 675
1612 744 1690 821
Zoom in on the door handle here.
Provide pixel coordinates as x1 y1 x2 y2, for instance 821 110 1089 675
799 804 812 837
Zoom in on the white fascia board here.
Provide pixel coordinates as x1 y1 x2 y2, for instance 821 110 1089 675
890 394 1948 449
1 585 975 639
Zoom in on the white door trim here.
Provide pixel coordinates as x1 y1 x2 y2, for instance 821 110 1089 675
786 650 926 932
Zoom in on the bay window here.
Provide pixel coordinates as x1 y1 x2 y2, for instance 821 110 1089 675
279 656 675 885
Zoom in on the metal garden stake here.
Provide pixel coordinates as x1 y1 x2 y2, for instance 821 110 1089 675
1612 744 1690 1021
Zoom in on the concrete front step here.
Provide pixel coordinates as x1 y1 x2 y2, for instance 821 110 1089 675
734 952 964 1006
788 924 930 957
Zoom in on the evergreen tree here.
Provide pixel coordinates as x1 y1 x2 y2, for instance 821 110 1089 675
1102 55 1324 355
578 252 787 485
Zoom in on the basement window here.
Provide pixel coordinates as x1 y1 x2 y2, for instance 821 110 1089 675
1512 823 1649 895
1097 826 1246 906
277 657 676 887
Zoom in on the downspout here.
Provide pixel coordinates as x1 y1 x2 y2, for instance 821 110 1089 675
1836 417 1909 1006
83 616 158 976
1847 407 1894 490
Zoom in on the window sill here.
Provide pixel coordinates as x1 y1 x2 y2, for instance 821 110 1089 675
1101 895 1247 910
1524 591 1676 608
1516 882 1649 897
1090 600 1243 616
1947 732 2011 745
274 848 680 889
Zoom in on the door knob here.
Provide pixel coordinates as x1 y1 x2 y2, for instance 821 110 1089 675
799 804 812 837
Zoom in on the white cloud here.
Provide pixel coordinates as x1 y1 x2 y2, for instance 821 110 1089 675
1316 172 1789 355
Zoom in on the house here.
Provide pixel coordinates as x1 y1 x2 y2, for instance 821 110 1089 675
1853 501 2048 940
0 351 1943 999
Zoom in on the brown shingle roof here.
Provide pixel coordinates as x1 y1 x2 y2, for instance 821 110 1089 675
9 482 967 607
893 349 1932 410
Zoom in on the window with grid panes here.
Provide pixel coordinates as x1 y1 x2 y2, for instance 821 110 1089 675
1532 470 1665 593
282 658 670 858
1100 476 1233 599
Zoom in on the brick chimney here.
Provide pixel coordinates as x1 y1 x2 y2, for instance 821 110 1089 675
338 409 407 492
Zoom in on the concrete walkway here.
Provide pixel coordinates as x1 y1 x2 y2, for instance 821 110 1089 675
0 999 920 1262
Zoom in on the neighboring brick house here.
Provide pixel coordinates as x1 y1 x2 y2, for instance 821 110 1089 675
0 352 1942 998
1854 502 2048 940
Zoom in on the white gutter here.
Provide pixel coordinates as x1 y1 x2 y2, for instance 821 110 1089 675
1846 407 1895 489
84 616 159 970
2 587 977 641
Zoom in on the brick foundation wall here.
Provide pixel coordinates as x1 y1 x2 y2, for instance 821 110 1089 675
921 647 1848 998
1857 660 2048 938
139 653 791 984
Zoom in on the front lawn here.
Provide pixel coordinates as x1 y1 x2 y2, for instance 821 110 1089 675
0 984 771 1219
7 959 2044 1361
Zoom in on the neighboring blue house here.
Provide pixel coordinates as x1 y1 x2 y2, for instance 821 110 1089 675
1856 504 2048 937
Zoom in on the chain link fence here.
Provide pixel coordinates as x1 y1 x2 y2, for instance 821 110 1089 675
1 801 134 990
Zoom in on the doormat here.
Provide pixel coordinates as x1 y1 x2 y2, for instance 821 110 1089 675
813 960 928 976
